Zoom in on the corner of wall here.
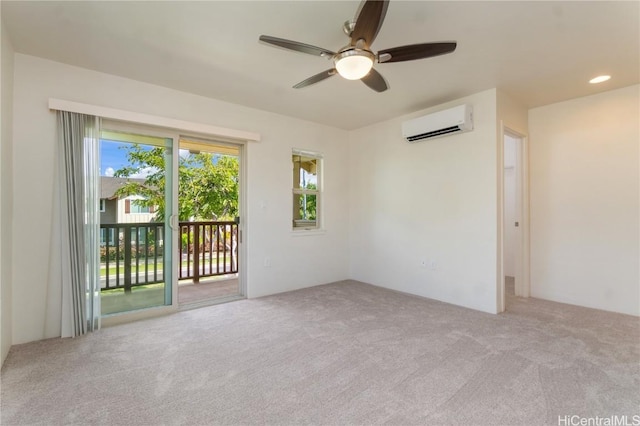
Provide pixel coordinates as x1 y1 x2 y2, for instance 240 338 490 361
1 17 16 365
497 90 529 135
347 88 501 314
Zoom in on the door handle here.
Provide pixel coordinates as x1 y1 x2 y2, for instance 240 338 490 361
169 215 178 230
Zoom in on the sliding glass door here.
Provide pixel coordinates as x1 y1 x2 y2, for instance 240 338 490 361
98 127 176 315
94 122 246 316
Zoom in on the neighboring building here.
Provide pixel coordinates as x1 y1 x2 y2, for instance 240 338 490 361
100 176 156 224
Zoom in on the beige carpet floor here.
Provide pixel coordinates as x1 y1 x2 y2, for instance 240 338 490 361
1 280 639 425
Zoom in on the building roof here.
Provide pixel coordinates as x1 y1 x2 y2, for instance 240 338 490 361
100 176 146 200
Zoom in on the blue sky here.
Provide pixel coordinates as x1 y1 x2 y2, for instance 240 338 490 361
100 140 135 177
100 140 221 177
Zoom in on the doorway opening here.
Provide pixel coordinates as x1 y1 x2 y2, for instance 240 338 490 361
502 128 530 311
177 137 242 306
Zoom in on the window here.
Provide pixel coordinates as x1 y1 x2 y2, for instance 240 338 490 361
292 149 322 230
130 201 150 214
100 227 115 246
99 199 106 212
124 199 152 214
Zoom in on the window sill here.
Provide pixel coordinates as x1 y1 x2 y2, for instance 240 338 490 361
291 229 326 237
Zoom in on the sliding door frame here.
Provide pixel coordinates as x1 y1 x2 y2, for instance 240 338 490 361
100 123 249 326
100 120 181 325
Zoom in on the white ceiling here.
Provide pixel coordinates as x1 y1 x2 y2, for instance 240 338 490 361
2 1 638 130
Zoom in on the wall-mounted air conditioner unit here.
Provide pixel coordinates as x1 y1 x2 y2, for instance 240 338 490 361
401 104 473 142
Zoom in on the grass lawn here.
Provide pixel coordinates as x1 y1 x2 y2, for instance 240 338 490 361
100 258 165 277
100 257 233 277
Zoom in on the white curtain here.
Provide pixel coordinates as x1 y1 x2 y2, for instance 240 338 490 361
55 111 101 337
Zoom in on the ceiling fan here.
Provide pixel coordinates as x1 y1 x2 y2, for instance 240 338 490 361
258 0 457 93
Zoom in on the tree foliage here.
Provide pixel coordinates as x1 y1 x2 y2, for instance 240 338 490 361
298 183 317 220
113 145 238 221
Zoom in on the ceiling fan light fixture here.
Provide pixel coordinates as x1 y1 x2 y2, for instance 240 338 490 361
334 49 374 80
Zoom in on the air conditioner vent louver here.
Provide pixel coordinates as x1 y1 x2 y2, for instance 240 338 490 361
406 125 462 142
402 104 473 142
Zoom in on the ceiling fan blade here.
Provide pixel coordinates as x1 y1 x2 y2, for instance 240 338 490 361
378 42 457 63
259 35 335 58
293 69 337 89
361 68 388 92
350 0 389 48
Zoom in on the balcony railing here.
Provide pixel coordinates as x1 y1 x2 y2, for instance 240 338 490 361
178 221 237 283
100 220 238 292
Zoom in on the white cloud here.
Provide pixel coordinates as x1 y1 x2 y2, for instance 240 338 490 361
130 167 158 179
104 167 115 177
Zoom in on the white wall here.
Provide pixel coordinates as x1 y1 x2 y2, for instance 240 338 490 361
11 54 350 344
497 91 528 137
10 52 637 349
529 85 639 316
1 19 15 364
349 89 500 314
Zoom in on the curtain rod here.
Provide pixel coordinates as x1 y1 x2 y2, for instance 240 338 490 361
48 98 261 143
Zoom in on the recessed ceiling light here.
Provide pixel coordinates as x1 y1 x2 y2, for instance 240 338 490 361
589 75 611 84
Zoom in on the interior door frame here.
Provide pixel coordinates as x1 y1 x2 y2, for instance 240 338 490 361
498 124 531 313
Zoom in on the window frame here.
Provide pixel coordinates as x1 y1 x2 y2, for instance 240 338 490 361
130 200 151 214
292 149 322 231
99 227 115 246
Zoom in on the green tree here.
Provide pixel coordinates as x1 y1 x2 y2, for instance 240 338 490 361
298 182 317 220
114 145 238 221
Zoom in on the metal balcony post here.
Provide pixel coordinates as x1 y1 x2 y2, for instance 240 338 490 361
193 224 200 284
124 226 132 294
